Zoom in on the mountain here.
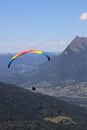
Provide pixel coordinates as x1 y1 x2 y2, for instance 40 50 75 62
28 36 87 85
0 82 87 129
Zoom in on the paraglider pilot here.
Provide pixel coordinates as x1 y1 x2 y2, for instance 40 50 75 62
32 86 36 91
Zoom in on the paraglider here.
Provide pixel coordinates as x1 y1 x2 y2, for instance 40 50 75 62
32 86 36 91
8 49 50 68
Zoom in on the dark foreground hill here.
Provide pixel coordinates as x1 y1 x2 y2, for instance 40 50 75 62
0 82 87 130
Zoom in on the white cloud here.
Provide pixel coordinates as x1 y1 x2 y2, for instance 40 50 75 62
5 44 11 48
79 12 87 20
45 41 66 46
0 40 69 53
28 43 35 47
44 41 68 52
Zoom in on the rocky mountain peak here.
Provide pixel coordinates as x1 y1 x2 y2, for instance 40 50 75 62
65 36 87 54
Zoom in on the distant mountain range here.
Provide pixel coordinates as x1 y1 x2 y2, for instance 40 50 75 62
0 82 87 129
0 52 58 84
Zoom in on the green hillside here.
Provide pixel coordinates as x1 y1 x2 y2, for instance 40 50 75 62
0 82 87 129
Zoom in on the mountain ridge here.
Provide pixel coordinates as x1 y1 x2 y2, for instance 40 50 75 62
27 36 87 87
64 36 87 53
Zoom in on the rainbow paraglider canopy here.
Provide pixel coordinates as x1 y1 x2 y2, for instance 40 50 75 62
8 49 50 68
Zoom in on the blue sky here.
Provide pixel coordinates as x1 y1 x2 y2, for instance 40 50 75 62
0 0 87 53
